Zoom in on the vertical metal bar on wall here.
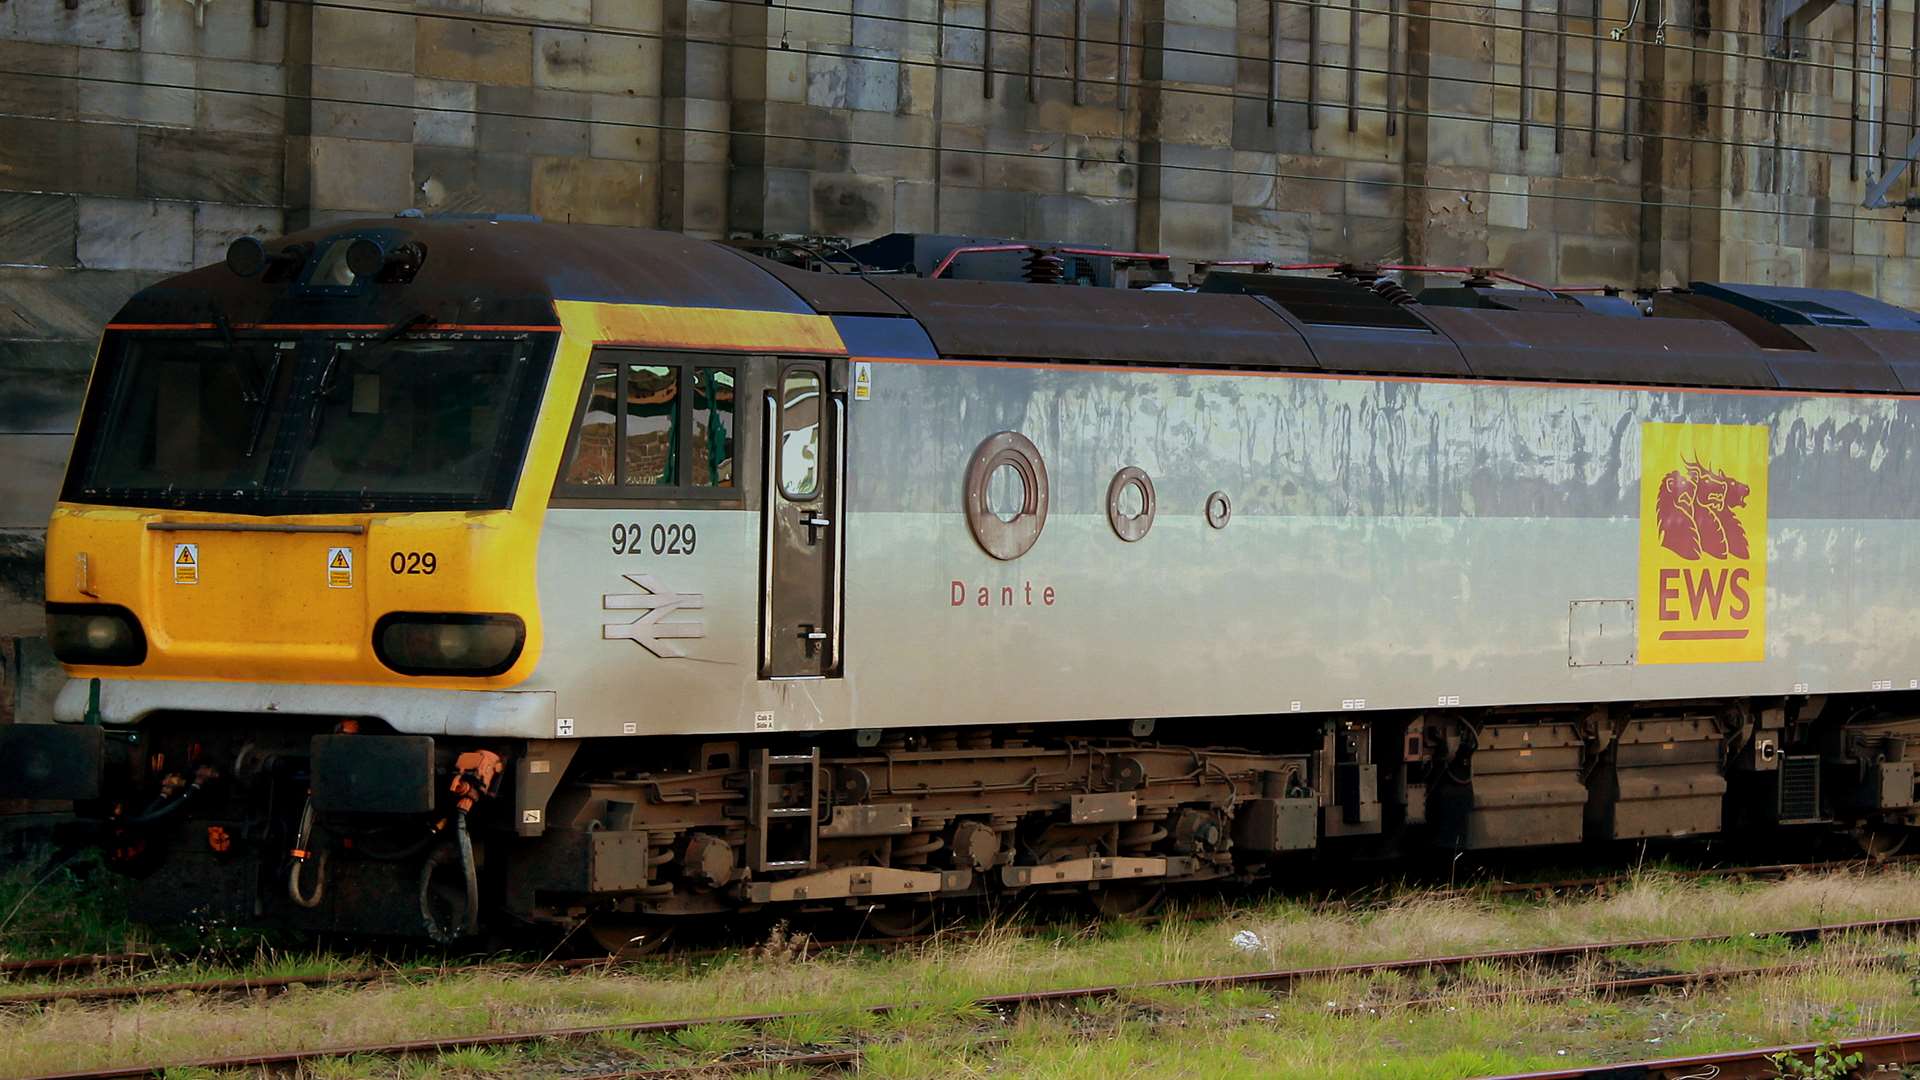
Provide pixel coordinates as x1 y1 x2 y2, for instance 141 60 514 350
935 0 946 227
1348 0 1360 131
1268 0 1281 125
985 0 996 98
1623 2 1635 161
1554 0 1566 151
1910 0 1918 196
1851 0 1861 181
1388 0 1401 136
1308 0 1320 129
1073 0 1085 105
1772 31 1785 192
1591 0 1601 154
1118 0 1129 113
1028 0 1040 103
1880 0 1891 160
1520 0 1532 150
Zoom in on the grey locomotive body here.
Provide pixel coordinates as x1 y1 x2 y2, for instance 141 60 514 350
9 222 1920 941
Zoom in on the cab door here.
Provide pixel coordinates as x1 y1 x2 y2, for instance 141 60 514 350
760 361 845 678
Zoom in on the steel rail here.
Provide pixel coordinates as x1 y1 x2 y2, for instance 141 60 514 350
0 955 628 1009
0 954 150 979
1480 853 1920 897
1331 955 1899 1016
582 1049 864 1079
1474 1028 1920 1079
24 915 1920 1080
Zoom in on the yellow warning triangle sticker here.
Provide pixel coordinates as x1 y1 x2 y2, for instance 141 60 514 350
329 550 350 568
176 547 196 565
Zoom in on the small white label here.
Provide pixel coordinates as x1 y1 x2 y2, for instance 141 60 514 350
1437 695 1461 707
1289 701 1302 713
521 809 543 825
529 760 550 775
852 361 872 401
1791 682 1810 694
1342 698 1367 710
326 546 353 589
556 717 575 737
173 543 199 585
1873 679 1894 691
753 709 776 731
623 722 637 735
1910 680 1918 690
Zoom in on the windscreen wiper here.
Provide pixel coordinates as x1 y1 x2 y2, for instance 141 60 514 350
242 346 283 458
211 304 280 459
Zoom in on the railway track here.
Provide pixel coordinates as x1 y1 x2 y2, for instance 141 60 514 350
2 852 1911 1009
1476 852 1920 898
1475 1029 1920 1079
3 904 1907 1012
17 914 1919 1079
0 954 152 981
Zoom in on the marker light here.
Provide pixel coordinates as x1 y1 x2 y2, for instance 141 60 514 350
47 604 147 666
344 237 385 278
373 613 524 677
225 236 267 277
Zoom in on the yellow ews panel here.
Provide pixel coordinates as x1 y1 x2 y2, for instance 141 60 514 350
1637 422 1769 664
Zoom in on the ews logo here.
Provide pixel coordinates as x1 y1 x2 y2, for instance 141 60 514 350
1638 422 1768 664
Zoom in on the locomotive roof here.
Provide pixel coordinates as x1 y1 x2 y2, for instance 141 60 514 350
110 218 1920 395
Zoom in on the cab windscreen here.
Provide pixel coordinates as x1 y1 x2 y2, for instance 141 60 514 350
63 332 555 515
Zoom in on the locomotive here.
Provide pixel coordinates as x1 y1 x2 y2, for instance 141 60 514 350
6 217 1920 946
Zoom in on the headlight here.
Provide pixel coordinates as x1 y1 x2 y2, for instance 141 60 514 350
47 603 148 666
373 613 524 677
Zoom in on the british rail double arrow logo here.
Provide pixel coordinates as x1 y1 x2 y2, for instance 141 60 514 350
602 574 705 658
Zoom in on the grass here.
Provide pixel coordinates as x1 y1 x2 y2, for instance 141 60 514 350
6 865 1920 1077
0 851 147 963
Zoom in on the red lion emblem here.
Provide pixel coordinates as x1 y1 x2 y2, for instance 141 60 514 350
1656 459 1751 561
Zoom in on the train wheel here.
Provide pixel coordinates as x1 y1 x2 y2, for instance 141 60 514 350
587 916 675 958
1087 881 1165 921
861 902 937 938
1852 823 1911 860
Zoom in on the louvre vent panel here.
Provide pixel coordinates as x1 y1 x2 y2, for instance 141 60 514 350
1779 755 1823 821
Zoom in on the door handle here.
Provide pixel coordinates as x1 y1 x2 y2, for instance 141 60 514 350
825 394 846 675
802 514 831 544
760 391 778 675
800 625 828 657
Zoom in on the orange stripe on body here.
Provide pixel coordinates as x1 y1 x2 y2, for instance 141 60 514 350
553 301 844 355
105 323 561 333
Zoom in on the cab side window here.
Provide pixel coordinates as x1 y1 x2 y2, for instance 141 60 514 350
559 355 735 497
692 367 736 487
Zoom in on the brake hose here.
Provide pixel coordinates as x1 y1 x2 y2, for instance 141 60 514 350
455 809 479 936
287 796 327 909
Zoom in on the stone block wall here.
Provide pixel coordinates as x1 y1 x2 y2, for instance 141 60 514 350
3 0 1919 724
0 0 284 725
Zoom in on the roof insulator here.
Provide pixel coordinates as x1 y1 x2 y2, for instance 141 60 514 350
1023 250 1065 285
1371 278 1416 306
